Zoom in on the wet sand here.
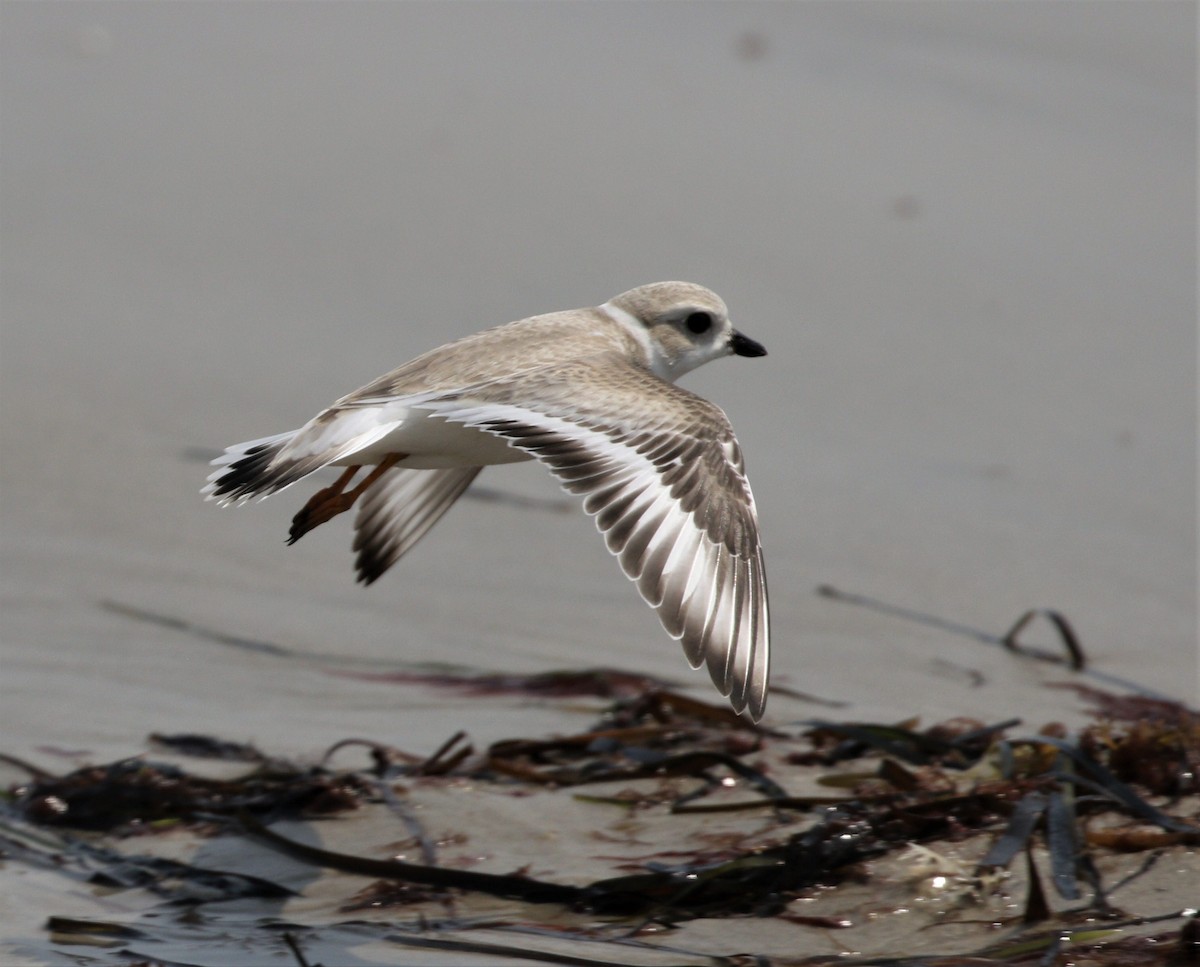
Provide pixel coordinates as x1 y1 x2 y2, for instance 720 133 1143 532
1 3 1195 964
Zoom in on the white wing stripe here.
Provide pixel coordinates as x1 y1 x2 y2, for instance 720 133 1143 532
419 395 768 719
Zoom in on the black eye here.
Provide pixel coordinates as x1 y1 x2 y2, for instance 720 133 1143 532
685 311 712 335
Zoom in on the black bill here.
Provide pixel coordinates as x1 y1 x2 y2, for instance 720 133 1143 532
730 330 767 358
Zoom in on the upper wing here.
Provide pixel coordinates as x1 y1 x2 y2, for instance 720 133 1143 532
419 355 770 720
204 313 627 505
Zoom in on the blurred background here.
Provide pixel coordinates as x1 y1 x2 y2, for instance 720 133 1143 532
1 2 1195 762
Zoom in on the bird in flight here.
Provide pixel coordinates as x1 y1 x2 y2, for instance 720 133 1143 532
204 282 770 718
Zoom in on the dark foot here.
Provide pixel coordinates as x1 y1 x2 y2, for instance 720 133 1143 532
286 454 404 545
288 485 358 543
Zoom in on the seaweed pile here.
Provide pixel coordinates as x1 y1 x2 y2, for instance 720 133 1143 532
3 673 1198 966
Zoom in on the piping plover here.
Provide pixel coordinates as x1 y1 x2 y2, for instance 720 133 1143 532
204 282 771 718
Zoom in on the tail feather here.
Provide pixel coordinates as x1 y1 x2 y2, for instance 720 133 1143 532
202 430 302 505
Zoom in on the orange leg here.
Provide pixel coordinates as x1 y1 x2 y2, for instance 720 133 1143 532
288 453 404 544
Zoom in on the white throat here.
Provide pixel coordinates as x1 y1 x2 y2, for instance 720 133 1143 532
600 301 673 380
600 302 686 381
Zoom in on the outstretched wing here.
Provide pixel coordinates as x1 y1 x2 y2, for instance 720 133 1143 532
420 355 770 720
352 466 482 585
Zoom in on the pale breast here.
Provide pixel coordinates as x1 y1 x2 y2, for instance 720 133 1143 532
330 409 532 469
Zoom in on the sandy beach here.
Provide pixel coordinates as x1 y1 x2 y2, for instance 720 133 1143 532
1 4 1194 964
